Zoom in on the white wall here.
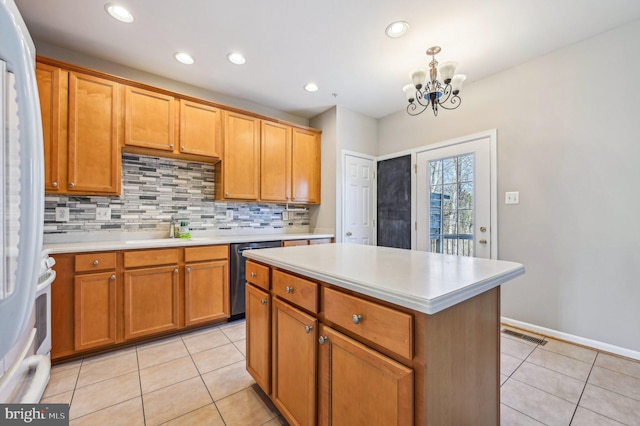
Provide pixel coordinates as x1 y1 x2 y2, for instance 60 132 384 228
378 20 640 353
309 107 337 233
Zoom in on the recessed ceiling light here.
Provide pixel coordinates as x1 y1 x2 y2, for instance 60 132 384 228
304 83 319 92
385 21 409 38
227 52 246 65
104 3 134 23
174 52 195 65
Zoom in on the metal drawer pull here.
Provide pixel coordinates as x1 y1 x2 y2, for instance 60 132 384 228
51 182 58 187
304 325 313 334
319 336 328 344
186 267 191 273
93 260 99 266
110 274 116 281
69 182 75 188
285 286 294 294
174 268 178 273
260 299 267 305
352 314 363 324
250 272 257 278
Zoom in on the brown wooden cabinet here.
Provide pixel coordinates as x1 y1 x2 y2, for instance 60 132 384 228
272 298 318 426
317 324 413 426
291 128 321 204
246 284 271 394
74 271 117 351
216 111 261 200
282 238 332 247
260 121 291 202
36 63 121 195
124 86 175 151
184 246 229 326
179 100 221 158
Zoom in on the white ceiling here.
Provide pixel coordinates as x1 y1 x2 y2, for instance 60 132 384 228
14 0 640 119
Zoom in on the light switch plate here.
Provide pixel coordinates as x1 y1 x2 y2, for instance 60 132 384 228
96 207 111 221
55 207 69 222
226 210 234 220
505 191 520 205
282 211 289 221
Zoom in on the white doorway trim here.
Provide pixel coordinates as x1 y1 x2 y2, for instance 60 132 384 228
341 150 377 244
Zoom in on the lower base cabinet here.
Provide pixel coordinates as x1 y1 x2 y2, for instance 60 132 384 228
74 271 117 351
246 284 271 393
185 260 229 326
317 324 414 426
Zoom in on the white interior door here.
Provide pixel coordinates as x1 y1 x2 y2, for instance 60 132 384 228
343 153 375 245
415 134 495 258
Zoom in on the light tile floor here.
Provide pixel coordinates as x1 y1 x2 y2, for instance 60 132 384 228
41 321 640 425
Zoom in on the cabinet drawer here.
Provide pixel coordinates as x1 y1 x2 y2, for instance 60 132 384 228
184 245 228 262
322 287 413 359
309 238 331 245
75 252 116 272
124 248 179 268
282 239 308 247
272 270 318 313
246 261 270 290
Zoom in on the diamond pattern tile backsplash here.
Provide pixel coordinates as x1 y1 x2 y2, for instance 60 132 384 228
44 154 309 235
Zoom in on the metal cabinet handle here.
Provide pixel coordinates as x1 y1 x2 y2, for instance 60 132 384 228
304 325 313 334
93 260 99 266
51 182 58 187
319 336 328 344
110 274 116 281
352 314 363 324
260 299 267 305
181 145 185 151
225 192 229 197
285 286 293 294
186 267 191 273
174 268 179 273
169 144 174 149
69 182 75 188
250 272 257 278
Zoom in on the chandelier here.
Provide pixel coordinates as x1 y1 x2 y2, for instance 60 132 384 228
403 46 466 116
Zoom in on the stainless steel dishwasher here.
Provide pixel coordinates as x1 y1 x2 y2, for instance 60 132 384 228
229 241 281 320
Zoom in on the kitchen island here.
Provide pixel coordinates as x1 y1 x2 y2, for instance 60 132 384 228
243 243 525 425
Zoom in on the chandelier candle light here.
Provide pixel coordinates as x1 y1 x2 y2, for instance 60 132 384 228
403 46 466 116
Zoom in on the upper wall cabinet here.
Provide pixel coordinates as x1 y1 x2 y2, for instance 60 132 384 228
179 100 221 158
36 62 121 195
291 128 321 204
124 86 175 151
260 121 291 202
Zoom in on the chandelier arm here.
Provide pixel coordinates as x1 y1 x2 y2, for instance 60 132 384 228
438 94 462 110
407 102 429 116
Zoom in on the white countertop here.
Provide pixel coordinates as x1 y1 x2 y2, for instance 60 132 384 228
243 243 525 315
43 232 334 254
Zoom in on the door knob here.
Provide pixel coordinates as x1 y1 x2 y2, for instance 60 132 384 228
480 226 487 232
479 239 488 245
346 232 352 237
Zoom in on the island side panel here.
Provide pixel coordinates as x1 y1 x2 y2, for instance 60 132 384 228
418 286 500 425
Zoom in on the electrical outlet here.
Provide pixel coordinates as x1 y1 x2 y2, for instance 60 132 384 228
282 211 289 221
55 207 69 222
505 191 520 205
226 210 234 220
96 207 111 221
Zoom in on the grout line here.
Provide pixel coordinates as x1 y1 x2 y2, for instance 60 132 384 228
568 351 597 425
134 343 147 426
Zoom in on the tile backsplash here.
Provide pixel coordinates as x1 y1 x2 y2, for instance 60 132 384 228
44 154 309 235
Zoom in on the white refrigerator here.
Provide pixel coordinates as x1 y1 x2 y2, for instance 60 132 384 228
0 0 49 402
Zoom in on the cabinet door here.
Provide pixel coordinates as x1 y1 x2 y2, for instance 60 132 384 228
260 121 291 202
221 111 260 200
125 86 175 151
36 63 64 193
282 239 308 247
291 128 321 204
179 100 221 158
68 72 121 194
317 325 413 426
272 298 317 426
184 260 229 326
74 271 117 351
246 284 271 394
124 265 180 340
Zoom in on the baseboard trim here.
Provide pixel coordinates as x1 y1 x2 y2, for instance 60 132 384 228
501 317 640 361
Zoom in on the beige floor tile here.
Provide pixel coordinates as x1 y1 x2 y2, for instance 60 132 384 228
540 339 597 364
42 366 80 398
162 404 225 426
139 356 199 394
182 328 231 355
579 384 640 425
527 347 592 381
261 416 289 425
69 397 144 426
595 352 640 379
69 371 140 420
588 365 640 401
501 352 523 376
234 338 247 357
571 407 625 425
501 336 537 360
500 404 545 425
501 379 576 426
500 374 509 386
191 343 245 374
76 351 138 388
512 361 585 404
220 322 246 342
136 335 183 352
137 339 189 369
142 376 212 426
40 390 73 405
50 359 82 372
202 360 256 401
81 346 137 365
216 386 279 425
